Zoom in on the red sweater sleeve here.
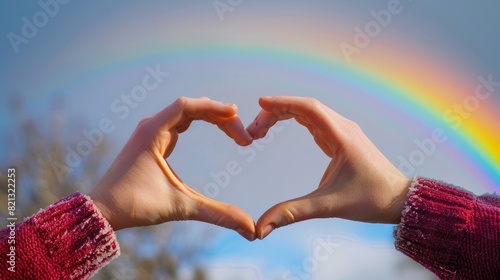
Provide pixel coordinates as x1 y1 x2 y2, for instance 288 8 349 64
0 193 120 279
395 176 500 279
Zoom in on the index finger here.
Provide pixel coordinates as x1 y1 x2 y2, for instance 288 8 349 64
247 96 341 140
152 97 253 146
157 97 237 125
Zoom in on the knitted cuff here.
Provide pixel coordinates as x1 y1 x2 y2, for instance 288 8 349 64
30 193 120 279
394 176 475 279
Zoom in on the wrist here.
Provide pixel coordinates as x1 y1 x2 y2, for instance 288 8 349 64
89 191 122 231
386 177 411 224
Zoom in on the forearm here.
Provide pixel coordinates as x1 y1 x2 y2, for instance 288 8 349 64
0 193 120 279
395 176 500 279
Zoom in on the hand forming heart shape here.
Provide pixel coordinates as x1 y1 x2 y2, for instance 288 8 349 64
90 96 411 241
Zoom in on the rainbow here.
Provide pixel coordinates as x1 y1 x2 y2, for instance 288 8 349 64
35 40 500 192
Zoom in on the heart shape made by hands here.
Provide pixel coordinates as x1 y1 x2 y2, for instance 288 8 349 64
162 97 409 241
92 96 409 242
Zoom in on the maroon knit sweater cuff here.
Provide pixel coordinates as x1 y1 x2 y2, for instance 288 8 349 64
394 176 475 279
30 192 120 279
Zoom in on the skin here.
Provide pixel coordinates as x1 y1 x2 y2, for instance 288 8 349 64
90 96 410 242
90 97 256 241
246 96 411 239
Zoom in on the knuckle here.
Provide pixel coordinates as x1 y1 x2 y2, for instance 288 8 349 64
136 116 152 128
215 215 226 227
135 118 151 134
305 97 320 108
282 206 298 225
134 116 157 140
174 97 188 109
346 119 361 130
302 98 321 115
340 120 363 147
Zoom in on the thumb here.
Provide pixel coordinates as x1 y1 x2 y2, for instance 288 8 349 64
192 197 256 241
256 194 329 240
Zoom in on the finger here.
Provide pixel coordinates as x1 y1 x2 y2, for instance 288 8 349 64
247 96 330 140
256 159 347 240
255 193 330 240
174 99 252 145
151 97 252 147
247 110 281 139
217 115 253 146
257 96 341 136
255 196 315 240
248 96 347 156
176 117 193 134
161 161 256 241
175 116 253 147
154 97 237 131
191 197 256 241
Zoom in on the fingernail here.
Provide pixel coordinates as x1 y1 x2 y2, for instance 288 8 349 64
245 132 253 145
259 224 275 240
261 96 271 100
237 228 256 242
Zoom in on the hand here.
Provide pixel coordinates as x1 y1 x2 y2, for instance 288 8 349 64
90 97 256 241
247 96 411 239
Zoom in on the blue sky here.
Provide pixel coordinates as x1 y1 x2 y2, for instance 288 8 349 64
2 1 499 279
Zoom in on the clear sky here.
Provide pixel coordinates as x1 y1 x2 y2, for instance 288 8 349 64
1 1 499 279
